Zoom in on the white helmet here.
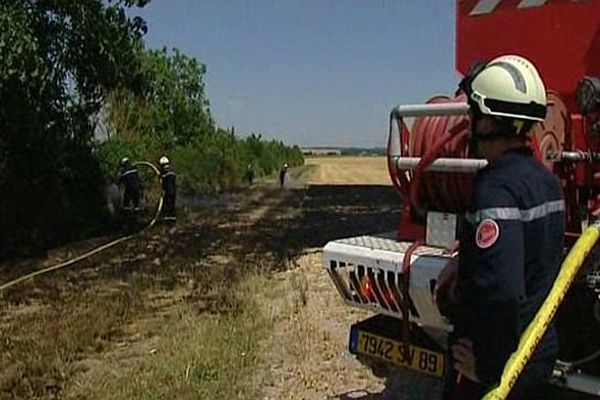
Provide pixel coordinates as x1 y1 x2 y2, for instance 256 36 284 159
159 156 169 165
467 55 547 122
121 157 129 164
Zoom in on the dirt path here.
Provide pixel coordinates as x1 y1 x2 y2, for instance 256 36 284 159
254 157 442 400
257 158 389 400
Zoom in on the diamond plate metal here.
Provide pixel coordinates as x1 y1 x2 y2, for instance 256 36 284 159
323 234 454 332
335 232 447 256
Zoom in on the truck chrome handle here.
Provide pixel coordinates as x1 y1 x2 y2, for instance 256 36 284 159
388 102 471 160
393 156 488 173
387 102 475 175
558 151 600 162
391 102 470 118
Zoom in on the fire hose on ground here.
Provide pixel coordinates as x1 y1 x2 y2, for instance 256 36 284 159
0 161 163 293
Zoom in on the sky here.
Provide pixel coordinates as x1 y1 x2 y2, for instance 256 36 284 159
132 1 458 148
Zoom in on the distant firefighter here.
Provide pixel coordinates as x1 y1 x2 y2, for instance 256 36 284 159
118 157 143 212
245 164 256 185
159 156 177 224
279 163 288 188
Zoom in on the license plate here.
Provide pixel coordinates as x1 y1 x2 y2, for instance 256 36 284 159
354 330 445 378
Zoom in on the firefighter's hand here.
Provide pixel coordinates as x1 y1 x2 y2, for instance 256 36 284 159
452 338 480 383
434 257 459 310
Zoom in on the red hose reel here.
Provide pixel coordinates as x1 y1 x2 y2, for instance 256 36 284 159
388 95 473 216
387 92 572 240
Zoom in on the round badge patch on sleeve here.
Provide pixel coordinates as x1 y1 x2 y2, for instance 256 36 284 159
475 219 500 249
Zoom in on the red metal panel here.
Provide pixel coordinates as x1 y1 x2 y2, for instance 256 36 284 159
457 0 600 112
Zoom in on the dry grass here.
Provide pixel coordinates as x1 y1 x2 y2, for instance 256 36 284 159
0 287 142 399
303 156 391 186
81 277 269 400
0 234 226 400
0 272 271 400
289 269 309 313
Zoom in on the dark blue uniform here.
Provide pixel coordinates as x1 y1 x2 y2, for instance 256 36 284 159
118 162 143 211
279 166 287 188
160 165 177 223
449 147 564 399
245 165 255 185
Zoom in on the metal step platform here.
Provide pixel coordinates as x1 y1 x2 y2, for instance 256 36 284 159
323 232 453 332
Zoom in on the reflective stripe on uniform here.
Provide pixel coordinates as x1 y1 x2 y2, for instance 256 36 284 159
120 169 138 178
161 172 176 177
466 200 565 224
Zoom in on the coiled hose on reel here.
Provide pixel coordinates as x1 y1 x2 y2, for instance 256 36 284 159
388 94 474 215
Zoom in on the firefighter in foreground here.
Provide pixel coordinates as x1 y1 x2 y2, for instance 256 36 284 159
435 55 565 399
118 157 143 212
159 156 177 224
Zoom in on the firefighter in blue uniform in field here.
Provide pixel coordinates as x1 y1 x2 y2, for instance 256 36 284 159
118 157 143 212
245 164 255 185
279 163 288 188
159 156 177 224
436 55 565 399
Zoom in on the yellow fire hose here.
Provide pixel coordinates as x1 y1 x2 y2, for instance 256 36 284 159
0 161 163 293
483 222 600 399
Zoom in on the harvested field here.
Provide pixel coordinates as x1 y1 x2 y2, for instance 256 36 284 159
304 157 391 186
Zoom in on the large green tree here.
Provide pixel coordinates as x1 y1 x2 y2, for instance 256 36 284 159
97 46 216 180
0 0 149 259
105 47 214 147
